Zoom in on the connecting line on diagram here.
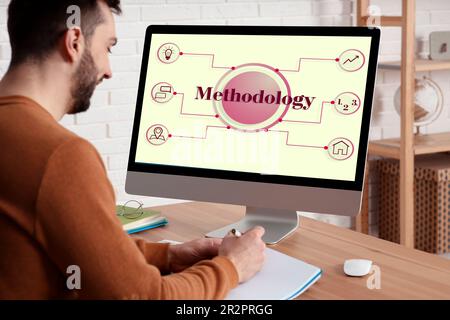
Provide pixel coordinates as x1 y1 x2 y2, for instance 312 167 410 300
161 51 355 152
180 52 340 72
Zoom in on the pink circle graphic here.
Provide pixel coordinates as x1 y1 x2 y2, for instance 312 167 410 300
222 71 281 125
214 63 291 132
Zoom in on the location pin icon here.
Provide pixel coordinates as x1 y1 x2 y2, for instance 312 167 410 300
154 127 163 139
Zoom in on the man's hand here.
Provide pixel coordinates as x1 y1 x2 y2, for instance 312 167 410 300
219 226 266 283
168 238 223 273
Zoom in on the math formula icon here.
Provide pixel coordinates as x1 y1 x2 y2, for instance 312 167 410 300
338 49 365 72
334 92 361 115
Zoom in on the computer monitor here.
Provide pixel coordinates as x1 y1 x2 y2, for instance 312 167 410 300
126 25 380 244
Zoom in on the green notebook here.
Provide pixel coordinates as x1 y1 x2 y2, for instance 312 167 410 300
115 206 168 234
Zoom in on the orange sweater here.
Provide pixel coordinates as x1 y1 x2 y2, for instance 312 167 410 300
0 96 238 299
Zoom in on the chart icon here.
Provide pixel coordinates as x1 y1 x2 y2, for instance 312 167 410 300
338 49 365 72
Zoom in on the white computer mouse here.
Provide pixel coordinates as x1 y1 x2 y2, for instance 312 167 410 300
343 259 373 277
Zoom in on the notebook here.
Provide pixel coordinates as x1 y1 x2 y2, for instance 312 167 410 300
158 240 322 300
116 206 168 234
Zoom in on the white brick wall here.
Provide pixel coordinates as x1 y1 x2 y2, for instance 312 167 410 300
1 0 450 227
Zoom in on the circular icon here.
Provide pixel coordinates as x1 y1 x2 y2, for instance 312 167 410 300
157 43 181 64
327 137 354 161
213 63 291 132
146 124 169 146
338 49 365 72
334 92 361 115
151 82 174 104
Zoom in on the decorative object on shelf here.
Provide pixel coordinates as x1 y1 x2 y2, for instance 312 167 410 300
430 31 450 60
394 76 444 134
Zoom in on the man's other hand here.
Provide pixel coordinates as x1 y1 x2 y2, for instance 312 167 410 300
168 238 222 273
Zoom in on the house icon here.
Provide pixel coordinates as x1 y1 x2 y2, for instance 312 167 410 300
332 140 350 156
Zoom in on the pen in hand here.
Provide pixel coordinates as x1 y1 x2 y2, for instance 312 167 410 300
220 226 266 283
231 228 242 237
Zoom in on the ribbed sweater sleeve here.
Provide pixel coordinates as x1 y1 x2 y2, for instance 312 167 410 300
34 137 238 299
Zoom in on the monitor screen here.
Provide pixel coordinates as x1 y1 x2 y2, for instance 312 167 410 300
128 26 379 191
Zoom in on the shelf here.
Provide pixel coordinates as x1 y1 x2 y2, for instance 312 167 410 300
369 132 450 159
368 140 401 159
379 59 450 72
361 15 402 27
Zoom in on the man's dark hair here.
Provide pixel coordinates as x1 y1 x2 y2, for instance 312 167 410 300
7 0 121 66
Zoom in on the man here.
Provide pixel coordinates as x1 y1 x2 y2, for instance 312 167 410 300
0 0 266 299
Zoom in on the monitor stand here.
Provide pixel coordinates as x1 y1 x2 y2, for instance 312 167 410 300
206 206 299 244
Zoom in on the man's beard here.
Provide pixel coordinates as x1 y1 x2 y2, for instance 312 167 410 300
68 49 100 115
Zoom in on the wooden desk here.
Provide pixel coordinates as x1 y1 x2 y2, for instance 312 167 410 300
137 202 450 299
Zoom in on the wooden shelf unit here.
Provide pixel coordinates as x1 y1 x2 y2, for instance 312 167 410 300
357 0 427 248
370 132 450 159
379 59 450 72
360 15 403 27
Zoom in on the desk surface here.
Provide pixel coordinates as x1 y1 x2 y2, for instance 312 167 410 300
137 202 450 299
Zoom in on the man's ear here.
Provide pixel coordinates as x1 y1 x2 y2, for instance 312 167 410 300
62 27 85 63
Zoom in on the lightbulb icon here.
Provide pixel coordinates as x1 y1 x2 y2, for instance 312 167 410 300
164 48 173 60
157 43 180 64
